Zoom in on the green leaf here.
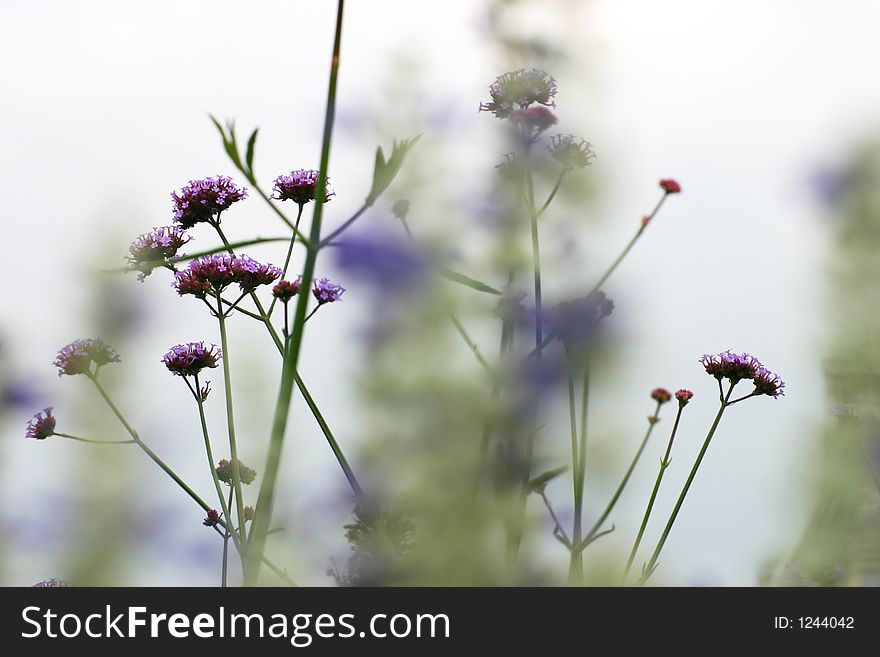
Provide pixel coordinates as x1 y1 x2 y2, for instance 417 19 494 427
245 128 259 176
364 135 421 206
528 466 568 492
440 268 502 295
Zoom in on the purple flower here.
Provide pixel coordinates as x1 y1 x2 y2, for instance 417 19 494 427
312 277 346 305
479 69 557 119
171 175 247 228
26 407 56 440
272 278 302 302
551 292 614 348
203 510 221 527
332 232 427 294
54 339 121 376
753 366 785 398
232 255 282 292
675 389 694 405
271 169 334 206
127 226 191 279
699 350 762 382
216 459 257 485
172 254 280 298
162 342 221 377
651 388 672 404
548 134 595 170
32 578 69 587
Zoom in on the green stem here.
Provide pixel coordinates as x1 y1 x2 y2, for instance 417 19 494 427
216 296 248 552
54 432 135 445
535 171 566 219
567 363 583 585
247 0 345 586
585 401 662 548
268 204 305 317
191 374 234 537
319 202 370 247
641 383 735 582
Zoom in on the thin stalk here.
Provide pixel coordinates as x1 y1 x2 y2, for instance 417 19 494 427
267 204 305 318
584 401 662 546
221 485 234 588
216 295 248 550
624 402 683 577
535 171 566 219
247 0 345 585
319 202 370 247
54 432 135 445
250 185 312 248
567 363 583 585
190 374 234 535
641 383 736 582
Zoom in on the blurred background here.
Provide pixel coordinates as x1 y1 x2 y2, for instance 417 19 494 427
1 0 879 586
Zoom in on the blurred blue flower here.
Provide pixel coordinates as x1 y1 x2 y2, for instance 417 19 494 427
332 230 428 296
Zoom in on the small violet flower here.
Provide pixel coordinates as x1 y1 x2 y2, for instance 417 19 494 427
312 277 346 305
700 350 784 399
172 254 281 298
54 339 121 377
171 175 247 228
26 407 56 440
216 458 257 485
675 389 694 405
32 579 69 587
271 169 334 207
127 226 191 280
548 134 596 170
480 69 557 119
162 342 221 377
272 278 302 302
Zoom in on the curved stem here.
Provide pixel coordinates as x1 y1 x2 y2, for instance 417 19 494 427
641 383 736 582
319 202 370 247
54 432 135 445
535 171 566 219
268 204 305 318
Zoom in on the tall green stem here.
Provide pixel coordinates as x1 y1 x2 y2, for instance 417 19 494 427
192 374 234 537
216 299 248 553
247 0 345 585
567 364 583 584
641 383 735 582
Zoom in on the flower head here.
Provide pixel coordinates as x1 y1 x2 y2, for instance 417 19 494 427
54 339 121 376
699 350 762 382
127 226 191 280
659 179 682 194
32 578 69 588
171 176 247 228
480 69 557 119
312 277 346 305
651 388 672 404
675 389 694 405
162 342 221 377
216 459 257 485
332 232 427 295
548 134 596 170
272 278 302 302
26 407 56 440
203 510 221 527
753 366 785 398
172 254 279 297
243 506 255 522
509 106 559 135
271 169 333 206
552 291 614 348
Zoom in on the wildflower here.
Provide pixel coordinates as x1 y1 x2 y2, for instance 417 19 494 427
162 342 221 377
675 389 694 405
271 169 333 207
231 255 282 292
651 388 672 404
199 381 212 401
54 339 121 377
172 254 280 298
552 292 614 348
203 509 221 527
752 366 785 398
496 152 524 179
171 175 247 228
659 179 682 194
333 232 427 294
26 407 56 440
699 350 762 382
480 69 557 119
127 226 191 280
509 106 559 135
312 277 346 305
216 459 257 485
272 278 302 302
548 134 595 170
32 579 69 587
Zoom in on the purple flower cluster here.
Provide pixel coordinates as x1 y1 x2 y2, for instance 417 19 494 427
548 134 596 170
272 278 301 302
162 342 221 377
54 339 121 377
26 407 56 440
552 292 614 348
172 254 281 298
700 350 785 398
127 226 191 280
479 69 557 119
171 176 247 228
312 277 345 305
32 578 69 587
675 389 694 405
271 169 334 206
216 458 257 485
